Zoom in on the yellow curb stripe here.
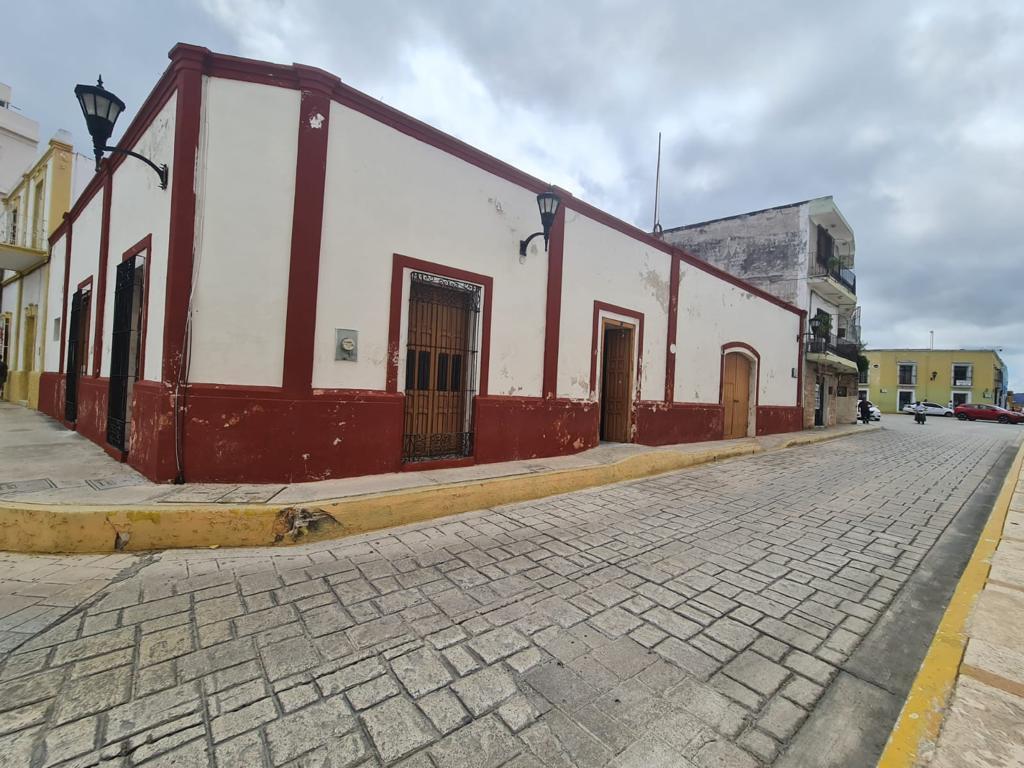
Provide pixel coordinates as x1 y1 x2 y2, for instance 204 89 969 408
0 427 869 554
876 438 1024 768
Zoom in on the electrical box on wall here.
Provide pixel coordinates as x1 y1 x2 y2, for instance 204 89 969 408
335 329 358 361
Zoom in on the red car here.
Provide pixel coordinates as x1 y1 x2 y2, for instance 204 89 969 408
954 403 1024 424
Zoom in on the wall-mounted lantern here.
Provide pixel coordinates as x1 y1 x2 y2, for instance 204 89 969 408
519 190 561 259
75 76 168 189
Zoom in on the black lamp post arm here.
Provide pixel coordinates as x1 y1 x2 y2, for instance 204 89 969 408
519 231 548 257
100 145 168 189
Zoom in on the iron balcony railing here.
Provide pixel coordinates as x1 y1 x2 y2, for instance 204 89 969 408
898 371 917 386
809 258 856 295
806 333 859 364
0 217 48 251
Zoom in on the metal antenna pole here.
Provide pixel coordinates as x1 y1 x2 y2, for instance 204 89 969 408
653 132 662 234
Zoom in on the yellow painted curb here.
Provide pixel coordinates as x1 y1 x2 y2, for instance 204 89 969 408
0 426 869 554
876 438 1024 767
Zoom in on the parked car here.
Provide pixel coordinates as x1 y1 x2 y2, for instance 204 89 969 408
954 403 1024 424
901 401 954 417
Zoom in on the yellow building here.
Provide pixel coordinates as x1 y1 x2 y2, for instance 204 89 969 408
861 349 1009 413
1 133 77 408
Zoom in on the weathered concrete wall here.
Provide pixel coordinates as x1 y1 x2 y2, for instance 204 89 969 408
662 203 807 306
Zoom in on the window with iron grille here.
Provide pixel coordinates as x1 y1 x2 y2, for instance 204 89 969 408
952 363 972 387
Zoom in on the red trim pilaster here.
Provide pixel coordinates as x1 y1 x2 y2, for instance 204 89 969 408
162 44 207 389
58 219 73 373
91 172 113 376
542 198 567 399
665 254 680 403
282 65 338 393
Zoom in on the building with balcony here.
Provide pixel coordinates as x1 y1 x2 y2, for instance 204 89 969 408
661 196 861 428
861 349 1009 413
0 85 81 408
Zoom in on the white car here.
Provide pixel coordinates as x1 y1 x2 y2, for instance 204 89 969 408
901 401 954 417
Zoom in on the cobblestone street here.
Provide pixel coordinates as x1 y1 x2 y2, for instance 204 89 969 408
0 420 1019 768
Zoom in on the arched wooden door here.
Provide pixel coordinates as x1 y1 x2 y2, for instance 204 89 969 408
722 352 751 439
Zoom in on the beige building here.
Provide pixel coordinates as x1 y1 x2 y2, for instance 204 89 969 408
1 86 80 408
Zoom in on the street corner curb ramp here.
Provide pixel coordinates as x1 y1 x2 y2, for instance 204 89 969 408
0 427 875 554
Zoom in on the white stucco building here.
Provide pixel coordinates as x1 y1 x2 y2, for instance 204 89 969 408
40 45 807 484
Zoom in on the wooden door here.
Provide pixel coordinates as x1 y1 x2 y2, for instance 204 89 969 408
722 352 751 439
600 324 634 442
403 276 478 461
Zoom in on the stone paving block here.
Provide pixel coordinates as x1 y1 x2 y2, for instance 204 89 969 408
644 606 700 640
106 683 202 741
541 708 614 767
418 688 471 734
666 677 749 737
468 626 530 664
645 708 718 755
121 595 191 626
233 605 297 638
139 624 194 667
130 723 207 764
507 646 547 674
691 738 759 768
215 731 269 767
260 634 320 681
452 664 518 716
51 627 135 667
783 648 835 685
442 644 481 676
360 695 436 764
0 725 41 767
265 696 357 764
41 715 97 765
53 666 131 724
178 637 256 681
705 617 759 652
498 694 538 733
654 637 720 681
347 674 400 710
757 694 807 740
347 615 407 648
592 678 667 730
303 603 354 638
70 647 133 679
428 714 521 768
0 700 49 736
737 727 780 762
588 607 643 638
390 647 452 697
723 650 791 697
317 657 386 695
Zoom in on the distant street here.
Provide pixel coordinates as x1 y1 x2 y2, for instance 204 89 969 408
0 416 1019 767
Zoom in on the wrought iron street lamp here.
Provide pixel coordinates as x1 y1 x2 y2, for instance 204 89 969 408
75 76 168 189
519 190 561 258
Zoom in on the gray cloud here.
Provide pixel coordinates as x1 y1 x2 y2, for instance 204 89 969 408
7 1 1022 387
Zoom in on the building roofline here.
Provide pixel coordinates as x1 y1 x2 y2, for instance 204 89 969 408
866 348 1008 369
48 43 807 321
659 196 832 234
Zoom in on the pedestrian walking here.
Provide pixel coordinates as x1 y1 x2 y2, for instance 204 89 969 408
914 401 926 425
858 397 873 425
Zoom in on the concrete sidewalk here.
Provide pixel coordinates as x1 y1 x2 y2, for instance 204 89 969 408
912 443 1024 767
0 402 879 553
877 438 1024 767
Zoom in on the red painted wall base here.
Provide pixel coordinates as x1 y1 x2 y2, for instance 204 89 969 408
180 386 405 484
474 396 600 465
635 401 725 445
756 405 804 436
32 376 803 484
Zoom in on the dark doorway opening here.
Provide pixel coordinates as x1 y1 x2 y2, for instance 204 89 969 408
107 254 147 451
64 287 91 423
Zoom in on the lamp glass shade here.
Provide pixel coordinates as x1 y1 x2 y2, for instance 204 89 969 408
537 191 560 217
74 79 126 152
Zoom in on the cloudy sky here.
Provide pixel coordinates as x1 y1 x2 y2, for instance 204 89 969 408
7 1 1023 388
